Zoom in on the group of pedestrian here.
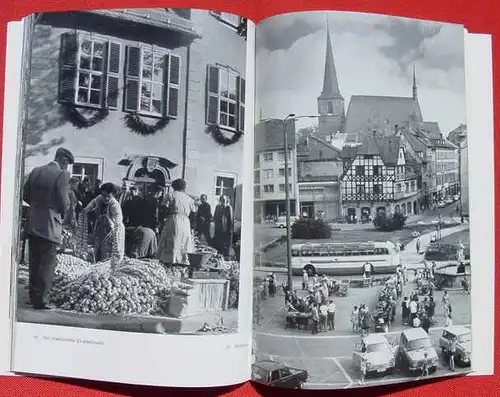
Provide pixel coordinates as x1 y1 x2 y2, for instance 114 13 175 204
350 304 371 335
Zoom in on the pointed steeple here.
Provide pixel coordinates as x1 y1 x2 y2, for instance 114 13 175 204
319 19 343 99
412 63 418 99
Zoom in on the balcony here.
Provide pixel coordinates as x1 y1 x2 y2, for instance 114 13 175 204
342 192 394 202
298 175 340 183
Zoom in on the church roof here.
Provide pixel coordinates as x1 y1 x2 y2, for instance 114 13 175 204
319 25 343 100
344 95 423 143
421 121 442 140
340 133 402 166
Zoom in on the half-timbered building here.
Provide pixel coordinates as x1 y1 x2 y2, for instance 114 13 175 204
340 133 419 223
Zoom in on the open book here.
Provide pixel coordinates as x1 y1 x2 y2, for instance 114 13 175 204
0 7 494 390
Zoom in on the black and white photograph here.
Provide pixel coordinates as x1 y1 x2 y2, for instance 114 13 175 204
251 11 472 389
15 8 248 335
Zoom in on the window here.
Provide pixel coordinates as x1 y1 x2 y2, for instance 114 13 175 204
327 101 333 114
356 185 365 194
215 175 235 198
263 184 274 193
279 184 292 192
125 46 180 118
254 170 260 183
263 153 273 162
254 185 260 198
263 169 273 179
58 33 121 109
373 165 381 175
68 157 104 185
210 11 242 28
278 168 292 177
396 183 402 193
254 154 260 168
355 165 365 176
373 184 383 195
364 155 374 160
207 65 245 131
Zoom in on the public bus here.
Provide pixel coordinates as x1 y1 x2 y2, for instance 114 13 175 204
291 241 400 276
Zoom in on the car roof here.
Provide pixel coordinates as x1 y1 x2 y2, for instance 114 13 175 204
444 325 471 336
253 360 284 371
403 327 429 340
363 334 388 345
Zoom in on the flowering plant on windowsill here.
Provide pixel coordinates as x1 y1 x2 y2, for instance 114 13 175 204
124 113 171 136
205 124 243 147
64 105 109 130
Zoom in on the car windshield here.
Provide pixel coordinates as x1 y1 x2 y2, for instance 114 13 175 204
366 343 388 353
407 338 432 350
252 366 268 382
458 333 471 343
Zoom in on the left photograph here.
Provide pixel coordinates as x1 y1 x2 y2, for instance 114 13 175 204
15 8 248 335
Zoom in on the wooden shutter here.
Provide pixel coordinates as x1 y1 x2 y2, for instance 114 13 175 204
125 46 141 112
58 33 78 103
206 65 219 124
167 54 180 118
237 76 246 132
106 42 121 109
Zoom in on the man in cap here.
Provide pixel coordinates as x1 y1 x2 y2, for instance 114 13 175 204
23 147 74 310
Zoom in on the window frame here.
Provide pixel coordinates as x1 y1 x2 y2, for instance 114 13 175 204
210 11 243 29
124 45 181 119
214 172 238 199
68 156 105 184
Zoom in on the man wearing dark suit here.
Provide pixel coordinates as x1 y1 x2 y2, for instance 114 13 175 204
23 147 74 310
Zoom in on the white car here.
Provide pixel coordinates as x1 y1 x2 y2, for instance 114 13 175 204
439 325 471 367
453 194 460 202
352 334 396 375
437 201 446 208
274 216 297 228
396 328 439 374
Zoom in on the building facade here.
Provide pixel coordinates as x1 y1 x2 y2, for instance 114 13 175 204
296 135 343 220
24 9 246 213
340 134 419 222
254 119 298 222
459 137 469 217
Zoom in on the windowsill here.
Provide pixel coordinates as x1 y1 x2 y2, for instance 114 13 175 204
66 102 108 111
210 124 243 134
126 110 171 120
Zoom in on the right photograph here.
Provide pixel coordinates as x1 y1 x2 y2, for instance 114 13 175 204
252 11 470 389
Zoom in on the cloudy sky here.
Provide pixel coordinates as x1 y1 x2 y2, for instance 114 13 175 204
255 11 466 135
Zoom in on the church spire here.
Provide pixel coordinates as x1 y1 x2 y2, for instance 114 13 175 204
319 18 343 99
412 63 418 99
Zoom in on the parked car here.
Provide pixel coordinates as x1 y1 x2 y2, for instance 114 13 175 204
251 360 308 389
445 196 454 205
352 334 396 376
396 328 439 374
274 216 297 228
453 194 460 202
437 201 446 208
439 325 472 367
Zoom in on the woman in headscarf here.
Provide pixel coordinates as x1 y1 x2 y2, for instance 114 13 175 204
213 195 234 257
157 179 196 278
83 182 125 269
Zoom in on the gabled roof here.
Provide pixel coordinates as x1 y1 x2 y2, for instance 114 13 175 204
344 95 423 142
255 119 296 152
447 123 467 146
422 121 442 140
340 133 402 166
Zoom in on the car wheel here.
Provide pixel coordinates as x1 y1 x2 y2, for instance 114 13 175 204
304 265 316 277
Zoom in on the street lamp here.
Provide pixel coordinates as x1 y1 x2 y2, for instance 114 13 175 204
261 114 319 290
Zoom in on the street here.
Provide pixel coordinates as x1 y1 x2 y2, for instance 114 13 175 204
252 214 471 389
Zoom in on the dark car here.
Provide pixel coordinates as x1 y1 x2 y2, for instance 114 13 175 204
251 360 308 389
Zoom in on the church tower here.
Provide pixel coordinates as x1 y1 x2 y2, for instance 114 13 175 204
317 20 345 140
412 63 418 99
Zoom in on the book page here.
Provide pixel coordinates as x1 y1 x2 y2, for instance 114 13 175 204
4 8 255 387
252 10 483 390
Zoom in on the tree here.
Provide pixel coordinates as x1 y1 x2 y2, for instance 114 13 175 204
373 211 407 231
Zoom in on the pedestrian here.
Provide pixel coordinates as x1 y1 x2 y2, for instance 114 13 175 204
461 277 470 295
327 300 336 331
419 352 430 379
361 311 371 337
396 282 402 299
302 269 309 290
416 238 421 254
409 297 418 322
445 313 453 328
359 355 367 385
195 194 212 245
311 304 320 335
351 305 359 332
401 263 408 284
449 336 457 371
268 273 276 297
427 296 436 324
402 297 410 325
421 314 431 333
319 302 328 332
23 147 74 310
363 262 372 279
442 290 450 313
413 314 421 328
